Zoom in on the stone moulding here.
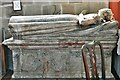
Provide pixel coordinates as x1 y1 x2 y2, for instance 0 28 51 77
2 14 119 78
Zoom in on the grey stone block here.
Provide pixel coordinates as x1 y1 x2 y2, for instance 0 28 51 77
88 2 108 13
42 5 61 15
33 0 50 5
0 18 2 42
1 0 12 2
21 0 33 2
2 18 12 40
74 2 108 14
22 4 35 16
33 0 50 3
49 0 69 5
62 3 75 14
2 0 33 5
69 0 82 2
1 0 12 5
74 2 89 15
32 4 42 15
21 0 33 5
22 2 33 5
0 2 2 5
2 18 9 29
23 4 42 16
2 4 23 18
0 17 2 27
0 0 2 4
0 6 2 17
50 0 69 2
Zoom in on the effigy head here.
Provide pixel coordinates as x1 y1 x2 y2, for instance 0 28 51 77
98 8 114 22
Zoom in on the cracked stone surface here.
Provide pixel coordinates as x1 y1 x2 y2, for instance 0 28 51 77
2 15 118 78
